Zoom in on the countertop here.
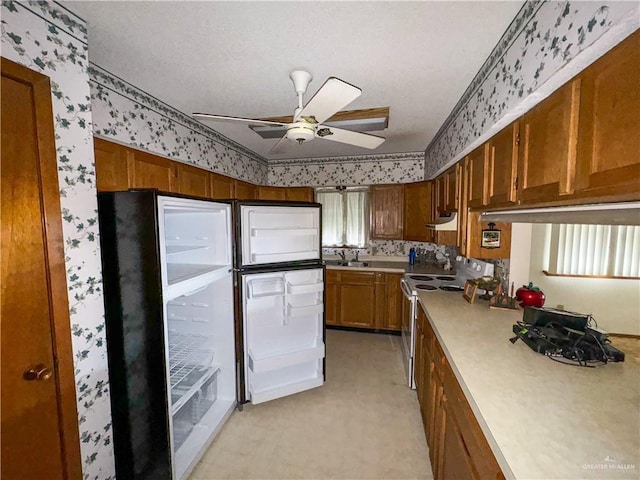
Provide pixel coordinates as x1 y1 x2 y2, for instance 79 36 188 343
324 258 455 275
417 290 640 480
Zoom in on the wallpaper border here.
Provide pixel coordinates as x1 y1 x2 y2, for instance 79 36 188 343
88 63 269 168
268 151 425 167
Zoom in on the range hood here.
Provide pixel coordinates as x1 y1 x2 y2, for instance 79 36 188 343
480 202 640 226
426 212 457 231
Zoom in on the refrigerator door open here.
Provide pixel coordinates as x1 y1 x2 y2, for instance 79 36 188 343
157 196 236 480
238 203 321 268
241 267 325 404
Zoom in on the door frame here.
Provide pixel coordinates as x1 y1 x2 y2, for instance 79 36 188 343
2 57 82 479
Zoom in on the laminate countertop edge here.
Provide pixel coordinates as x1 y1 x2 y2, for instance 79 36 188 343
416 291 640 480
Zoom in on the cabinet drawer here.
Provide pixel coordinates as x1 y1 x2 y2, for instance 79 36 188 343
338 271 376 285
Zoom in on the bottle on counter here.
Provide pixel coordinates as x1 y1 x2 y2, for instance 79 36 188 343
409 247 416 265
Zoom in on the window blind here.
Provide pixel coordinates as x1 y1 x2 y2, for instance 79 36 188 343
548 224 640 277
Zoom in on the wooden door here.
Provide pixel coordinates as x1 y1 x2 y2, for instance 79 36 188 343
370 184 404 239
325 269 339 326
487 122 519 207
234 179 257 200
440 397 477 480
1 58 81 480
403 181 432 242
518 79 580 204
285 187 315 202
257 185 286 200
127 148 176 191
338 272 376 328
209 171 235 199
466 145 489 208
176 162 210 198
94 137 128 192
575 30 640 200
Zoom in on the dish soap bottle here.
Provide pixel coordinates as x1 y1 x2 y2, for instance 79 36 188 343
409 247 416 265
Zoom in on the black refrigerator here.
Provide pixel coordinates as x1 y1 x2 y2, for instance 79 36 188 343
98 191 325 480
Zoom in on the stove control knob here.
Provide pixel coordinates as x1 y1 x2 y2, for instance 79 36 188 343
476 264 482 272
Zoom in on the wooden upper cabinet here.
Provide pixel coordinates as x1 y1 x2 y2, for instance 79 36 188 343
209 172 234 199
575 30 640 200
370 184 404 239
444 166 459 212
466 144 489 208
285 187 315 202
234 179 257 200
435 175 447 215
403 181 432 242
518 79 581 204
257 185 287 200
487 122 519 207
127 149 176 192
175 162 210 198
94 138 128 192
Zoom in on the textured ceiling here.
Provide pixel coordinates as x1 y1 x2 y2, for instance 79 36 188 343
70 1 524 161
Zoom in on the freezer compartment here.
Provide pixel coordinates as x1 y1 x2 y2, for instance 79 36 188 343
239 205 320 267
158 196 232 290
248 362 324 405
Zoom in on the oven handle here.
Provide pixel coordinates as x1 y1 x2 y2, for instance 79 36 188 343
400 278 414 299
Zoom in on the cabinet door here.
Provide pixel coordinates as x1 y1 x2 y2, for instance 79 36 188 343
175 162 209 198
466 145 489 208
445 165 459 212
257 186 287 200
234 179 257 200
487 122 519 207
575 30 640 200
94 138 129 192
338 272 376 328
286 187 315 202
465 211 511 260
518 79 580 204
209 172 234 199
440 397 477 480
403 181 432 242
325 269 339 326
127 149 176 191
370 184 404 240
383 273 403 331
435 174 447 215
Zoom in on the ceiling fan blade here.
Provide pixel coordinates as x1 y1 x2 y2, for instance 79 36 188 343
316 126 385 149
193 113 289 127
298 77 361 124
269 135 292 155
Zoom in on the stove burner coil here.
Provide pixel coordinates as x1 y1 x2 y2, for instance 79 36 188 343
409 275 435 281
436 276 456 281
414 284 437 291
439 285 464 292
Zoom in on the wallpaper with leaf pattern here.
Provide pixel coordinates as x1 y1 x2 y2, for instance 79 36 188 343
1 1 114 479
424 1 639 177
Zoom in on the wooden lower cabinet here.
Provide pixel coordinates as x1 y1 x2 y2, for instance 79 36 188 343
325 269 402 331
416 303 504 480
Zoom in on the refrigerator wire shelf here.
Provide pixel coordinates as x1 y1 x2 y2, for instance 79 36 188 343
169 332 213 388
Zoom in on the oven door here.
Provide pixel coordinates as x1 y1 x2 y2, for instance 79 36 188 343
400 278 416 389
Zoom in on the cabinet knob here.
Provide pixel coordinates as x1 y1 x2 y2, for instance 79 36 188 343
23 364 53 382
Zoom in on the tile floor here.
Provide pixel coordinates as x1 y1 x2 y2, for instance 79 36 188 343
189 329 432 479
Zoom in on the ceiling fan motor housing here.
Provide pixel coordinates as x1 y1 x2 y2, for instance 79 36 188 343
286 124 315 144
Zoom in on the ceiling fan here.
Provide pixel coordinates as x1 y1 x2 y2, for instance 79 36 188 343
193 70 386 154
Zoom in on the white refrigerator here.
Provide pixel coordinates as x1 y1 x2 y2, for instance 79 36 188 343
98 192 325 480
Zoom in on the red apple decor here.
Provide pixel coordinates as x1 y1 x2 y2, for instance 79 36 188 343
515 282 546 308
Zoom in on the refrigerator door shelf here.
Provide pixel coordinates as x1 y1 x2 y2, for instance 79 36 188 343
286 303 323 317
286 281 324 294
249 368 324 405
251 227 318 237
248 343 325 374
246 277 285 298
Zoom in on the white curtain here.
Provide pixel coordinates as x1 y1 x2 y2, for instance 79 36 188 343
345 190 368 247
317 189 369 247
549 224 640 277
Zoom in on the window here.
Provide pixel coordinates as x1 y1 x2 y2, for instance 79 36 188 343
316 187 369 247
545 224 640 278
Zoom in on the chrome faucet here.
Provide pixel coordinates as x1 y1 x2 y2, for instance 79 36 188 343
338 251 346 261
353 250 360 262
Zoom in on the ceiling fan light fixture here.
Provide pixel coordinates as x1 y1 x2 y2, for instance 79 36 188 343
286 124 315 144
